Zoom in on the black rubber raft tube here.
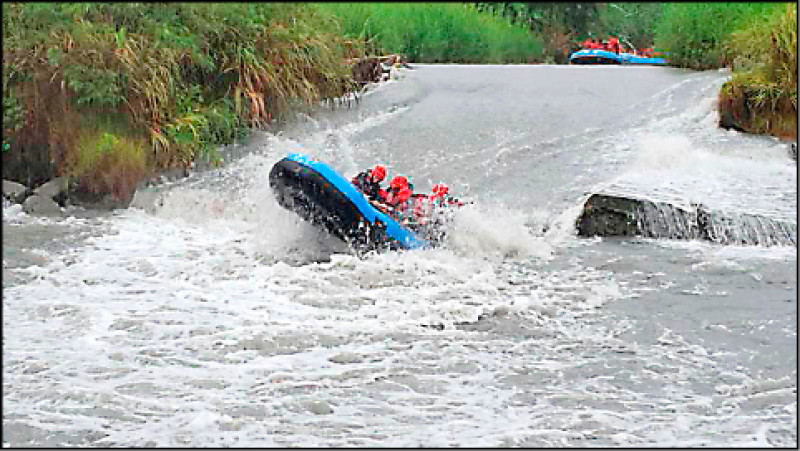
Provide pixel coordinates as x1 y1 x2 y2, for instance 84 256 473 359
269 157 395 252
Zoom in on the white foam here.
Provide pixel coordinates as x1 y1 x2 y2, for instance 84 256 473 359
2 66 795 449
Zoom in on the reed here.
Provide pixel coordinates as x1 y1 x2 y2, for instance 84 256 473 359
65 113 148 202
317 3 543 63
720 4 797 139
2 3 359 192
654 3 784 69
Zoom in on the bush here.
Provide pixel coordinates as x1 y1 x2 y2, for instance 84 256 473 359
654 3 784 69
65 114 148 201
597 3 663 50
720 4 797 139
318 3 543 63
2 3 360 190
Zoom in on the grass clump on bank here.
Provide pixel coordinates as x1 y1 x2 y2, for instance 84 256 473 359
318 3 543 63
2 3 361 196
719 4 797 140
654 3 785 69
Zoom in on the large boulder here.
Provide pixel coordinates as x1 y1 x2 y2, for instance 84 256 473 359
576 194 658 238
3 180 30 204
21 194 63 216
33 177 69 206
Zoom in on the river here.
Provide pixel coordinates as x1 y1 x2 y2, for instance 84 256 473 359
3 64 796 447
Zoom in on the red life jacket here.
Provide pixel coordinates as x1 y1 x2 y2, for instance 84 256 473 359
386 187 409 205
412 194 431 223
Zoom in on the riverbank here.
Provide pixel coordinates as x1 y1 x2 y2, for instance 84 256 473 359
717 4 797 142
3 3 794 213
1 3 375 207
2 3 542 210
1 61 407 215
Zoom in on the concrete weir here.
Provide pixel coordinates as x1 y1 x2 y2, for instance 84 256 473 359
576 193 797 247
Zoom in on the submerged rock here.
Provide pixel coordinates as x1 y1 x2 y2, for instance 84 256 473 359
67 188 135 211
304 400 334 415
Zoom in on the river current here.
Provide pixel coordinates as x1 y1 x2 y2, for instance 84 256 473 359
3 65 797 447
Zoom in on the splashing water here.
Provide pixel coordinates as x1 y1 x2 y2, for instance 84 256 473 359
3 65 795 447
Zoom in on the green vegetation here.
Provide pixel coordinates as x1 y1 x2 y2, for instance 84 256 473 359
654 3 785 70
2 3 361 194
474 2 602 63
317 3 543 63
597 3 663 50
472 3 664 62
472 2 796 141
719 4 797 139
2 2 795 196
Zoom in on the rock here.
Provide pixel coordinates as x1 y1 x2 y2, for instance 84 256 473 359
718 81 750 133
67 188 134 211
351 57 382 86
304 400 333 415
33 177 70 206
789 142 797 161
129 188 166 214
3 180 29 203
158 167 190 184
328 352 364 364
576 193 796 246
575 194 644 238
21 194 64 216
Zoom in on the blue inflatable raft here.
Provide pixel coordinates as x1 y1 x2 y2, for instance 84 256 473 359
569 49 668 66
269 153 431 252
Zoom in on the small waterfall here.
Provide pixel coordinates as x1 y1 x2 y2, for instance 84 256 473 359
637 201 702 241
637 200 797 247
578 193 797 247
700 209 797 247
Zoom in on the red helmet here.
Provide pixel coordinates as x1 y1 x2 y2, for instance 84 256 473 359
432 183 449 197
389 175 408 190
395 186 412 203
371 164 386 181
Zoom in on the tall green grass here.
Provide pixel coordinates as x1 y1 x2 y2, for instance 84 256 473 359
318 3 543 63
721 4 797 139
598 3 664 50
2 3 360 193
654 3 785 69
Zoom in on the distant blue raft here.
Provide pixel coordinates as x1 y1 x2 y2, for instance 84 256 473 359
269 153 431 252
569 49 668 66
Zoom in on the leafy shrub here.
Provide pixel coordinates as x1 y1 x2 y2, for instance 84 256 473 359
2 2 359 190
318 3 543 63
720 4 797 139
654 3 784 69
65 115 148 201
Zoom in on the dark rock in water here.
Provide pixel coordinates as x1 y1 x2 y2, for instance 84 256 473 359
576 193 796 247
67 187 134 211
33 177 69 207
3 180 30 203
21 194 63 216
351 57 382 86
575 194 652 238
718 81 750 133
790 142 797 161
